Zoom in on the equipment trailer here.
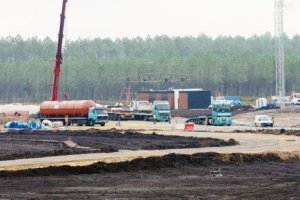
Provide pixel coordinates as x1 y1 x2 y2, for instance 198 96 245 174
108 100 171 122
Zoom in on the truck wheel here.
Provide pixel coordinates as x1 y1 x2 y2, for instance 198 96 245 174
87 120 95 126
100 122 105 126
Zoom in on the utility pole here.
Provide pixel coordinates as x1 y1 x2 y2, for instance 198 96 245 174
274 0 285 108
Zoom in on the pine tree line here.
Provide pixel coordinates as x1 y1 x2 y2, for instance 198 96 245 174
0 33 300 103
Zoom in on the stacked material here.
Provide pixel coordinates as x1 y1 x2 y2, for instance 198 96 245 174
42 120 64 129
4 121 43 129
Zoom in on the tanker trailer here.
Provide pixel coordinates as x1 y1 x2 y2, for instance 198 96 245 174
39 100 98 126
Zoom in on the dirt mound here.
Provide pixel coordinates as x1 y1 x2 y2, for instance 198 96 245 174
1 152 298 177
233 128 300 136
0 129 238 161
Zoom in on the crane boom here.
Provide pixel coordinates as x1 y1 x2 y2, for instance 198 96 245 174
51 0 68 101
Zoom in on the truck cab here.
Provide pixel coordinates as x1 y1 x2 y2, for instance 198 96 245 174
211 101 232 126
85 107 98 126
152 101 171 123
94 106 109 126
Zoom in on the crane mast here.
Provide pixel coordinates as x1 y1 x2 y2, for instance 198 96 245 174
51 0 68 101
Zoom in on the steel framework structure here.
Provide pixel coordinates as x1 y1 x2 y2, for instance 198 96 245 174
119 73 198 103
274 0 285 108
120 73 193 83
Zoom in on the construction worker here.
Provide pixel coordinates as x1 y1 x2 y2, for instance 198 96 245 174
116 115 121 127
64 115 69 128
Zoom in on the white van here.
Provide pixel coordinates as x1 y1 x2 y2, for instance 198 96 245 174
254 115 273 127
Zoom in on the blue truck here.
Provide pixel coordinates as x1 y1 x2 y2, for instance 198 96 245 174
210 100 232 126
186 100 232 126
94 105 109 126
152 100 171 123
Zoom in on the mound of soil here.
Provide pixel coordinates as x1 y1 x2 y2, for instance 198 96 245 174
0 129 238 161
266 129 300 136
0 152 299 199
233 128 300 136
1 152 298 177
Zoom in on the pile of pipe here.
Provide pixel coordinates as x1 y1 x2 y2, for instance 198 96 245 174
42 120 64 128
4 121 44 129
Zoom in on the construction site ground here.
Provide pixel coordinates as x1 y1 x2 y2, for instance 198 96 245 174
0 153 299 199
0 129 237 161
0 109 299 199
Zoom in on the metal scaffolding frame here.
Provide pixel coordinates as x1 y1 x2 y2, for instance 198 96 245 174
120 73 191 83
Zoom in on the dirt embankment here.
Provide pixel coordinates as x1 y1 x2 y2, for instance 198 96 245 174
1 152 298 177
233 128 300 136
0 153 299 200
0 129 238 161
1 152 299 199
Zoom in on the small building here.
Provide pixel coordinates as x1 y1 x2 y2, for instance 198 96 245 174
138 88 211 110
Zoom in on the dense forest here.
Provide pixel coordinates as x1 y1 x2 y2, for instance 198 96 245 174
0 33 300 103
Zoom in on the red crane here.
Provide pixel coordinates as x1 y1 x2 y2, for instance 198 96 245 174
50 0 68 101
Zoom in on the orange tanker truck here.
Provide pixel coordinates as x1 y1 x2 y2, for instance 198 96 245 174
38 100 108 126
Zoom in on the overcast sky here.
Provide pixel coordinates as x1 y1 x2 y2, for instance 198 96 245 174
0 0 299 40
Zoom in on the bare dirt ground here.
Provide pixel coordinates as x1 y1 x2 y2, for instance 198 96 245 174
0 129 236 161
232 108 300 128
0 152 299 200
0 108 299 199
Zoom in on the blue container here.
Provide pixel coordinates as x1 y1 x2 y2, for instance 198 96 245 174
29 121 43 129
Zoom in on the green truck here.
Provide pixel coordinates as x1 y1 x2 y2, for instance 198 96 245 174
152 100 171 123
186 100 232 126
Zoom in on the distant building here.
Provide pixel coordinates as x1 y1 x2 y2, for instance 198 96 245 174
138 88 211 110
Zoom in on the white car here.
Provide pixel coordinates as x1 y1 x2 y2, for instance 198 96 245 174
254 115 273 127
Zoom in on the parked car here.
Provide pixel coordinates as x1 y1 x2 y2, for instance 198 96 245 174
254 115 274 127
